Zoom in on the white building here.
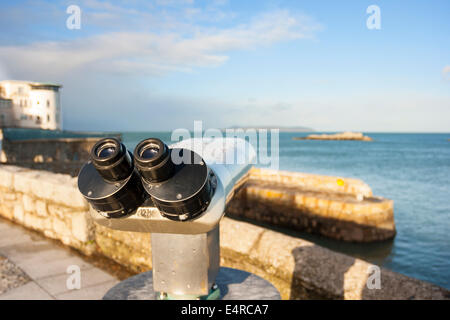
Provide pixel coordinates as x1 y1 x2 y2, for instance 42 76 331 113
0 80 62 130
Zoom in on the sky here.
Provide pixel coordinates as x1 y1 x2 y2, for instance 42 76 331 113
0 0 449 132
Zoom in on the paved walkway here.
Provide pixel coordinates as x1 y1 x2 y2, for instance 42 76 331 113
0 218 119 300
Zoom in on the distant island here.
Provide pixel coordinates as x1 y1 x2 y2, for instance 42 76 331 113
227 126 314 132
293 132 373 141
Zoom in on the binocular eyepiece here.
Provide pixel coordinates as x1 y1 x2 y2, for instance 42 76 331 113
133 138 175 183
78 137 214 221
91 138 134 181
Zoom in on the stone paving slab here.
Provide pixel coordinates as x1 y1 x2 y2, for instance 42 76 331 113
0 226 39 248
0 281 54 300
15 256 93 280
0 218 119 300
0 242 73 264
55 280 119 300
37 267 118 296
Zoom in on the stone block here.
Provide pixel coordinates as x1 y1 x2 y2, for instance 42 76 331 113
0 167 13 189
1 190 17 201
43 217 53 230
44 230 57 239
294 194 305 207
48 204 72 220
316 198 330 217
0 165 27 189
304 196 317 208
71 211 93 243
22 194 35 212
328 201 343 215
23 214 45 231
61 236 73 246
29 172 88 209
52 218 71 237
35 200 48 217
13 170 41 193
13 204 24 223
0 204 14 220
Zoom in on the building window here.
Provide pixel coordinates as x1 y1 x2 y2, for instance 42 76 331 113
18 87 24 95
47 114 50 122
47 100 50 108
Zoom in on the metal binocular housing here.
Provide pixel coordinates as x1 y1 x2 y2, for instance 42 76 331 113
78 136 256 299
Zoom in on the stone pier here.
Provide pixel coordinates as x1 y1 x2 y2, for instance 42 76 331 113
226 168 396 242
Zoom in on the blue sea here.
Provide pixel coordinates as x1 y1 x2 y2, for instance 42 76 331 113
121 132 450 290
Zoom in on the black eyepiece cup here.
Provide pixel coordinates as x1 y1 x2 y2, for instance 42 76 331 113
133 138 175 183
91 138 133 182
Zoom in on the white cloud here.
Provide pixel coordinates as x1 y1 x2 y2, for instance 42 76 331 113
0 9 321 79
156 0 194 5
443 65 450 81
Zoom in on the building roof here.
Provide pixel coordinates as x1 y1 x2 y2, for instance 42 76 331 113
29 84 63 90
0 80 62 88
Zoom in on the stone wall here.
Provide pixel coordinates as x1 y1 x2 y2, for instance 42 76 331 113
0 128 121 176
0 165 448 300
0 165 96 254
94 217 449 300
0 138 102 176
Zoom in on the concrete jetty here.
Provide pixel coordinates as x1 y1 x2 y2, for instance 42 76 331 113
227 168 395 242
293 132 373 141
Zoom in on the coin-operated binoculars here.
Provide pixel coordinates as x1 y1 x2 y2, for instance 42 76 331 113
78 136 280 300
